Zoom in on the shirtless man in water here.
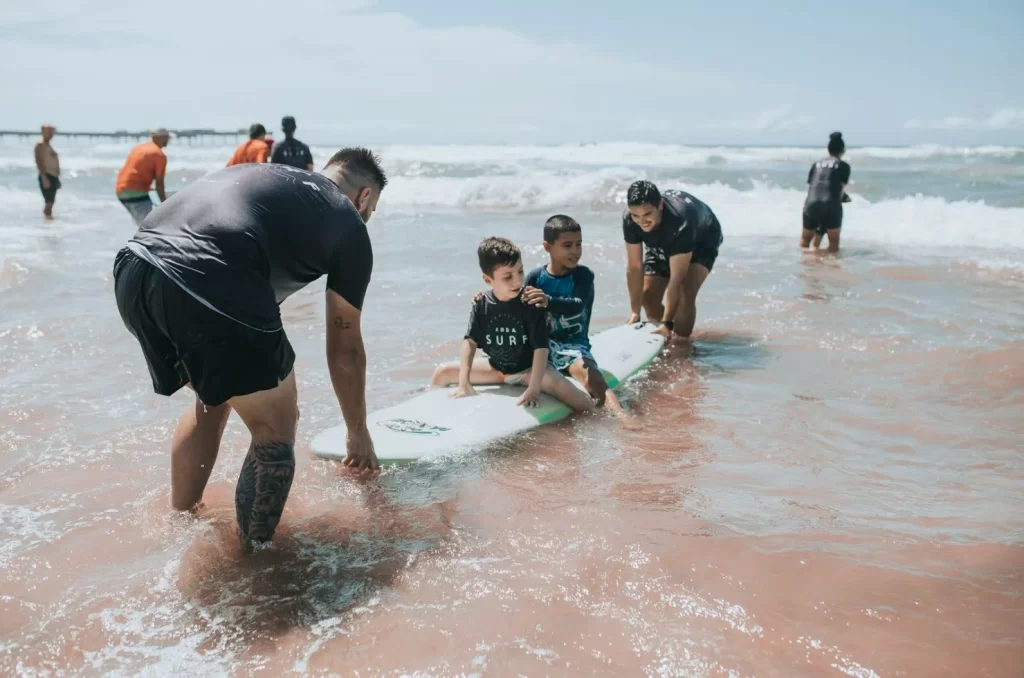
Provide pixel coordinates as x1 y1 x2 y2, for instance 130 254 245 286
34 125 60 219
113 148 386 545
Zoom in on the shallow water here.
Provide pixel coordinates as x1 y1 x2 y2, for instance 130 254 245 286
1 141 1022 676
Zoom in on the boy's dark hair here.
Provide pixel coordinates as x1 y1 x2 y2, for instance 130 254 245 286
626 180 661 207
478 237 521 276
543 214 582 243
248 123 266 139
324 147 388 190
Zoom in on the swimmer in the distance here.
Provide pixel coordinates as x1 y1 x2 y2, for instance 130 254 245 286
801 131 851 254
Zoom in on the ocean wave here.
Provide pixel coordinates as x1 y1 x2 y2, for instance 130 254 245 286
1 178 1021 254
378 142 1024 168
1 142 1021 175
373 176 1024 256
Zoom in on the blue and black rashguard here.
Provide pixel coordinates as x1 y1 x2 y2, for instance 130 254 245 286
526 264 597 372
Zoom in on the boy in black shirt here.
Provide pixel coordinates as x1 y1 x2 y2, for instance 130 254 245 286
431 237 596 412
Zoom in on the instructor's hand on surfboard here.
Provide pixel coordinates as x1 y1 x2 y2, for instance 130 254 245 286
344 429 380 475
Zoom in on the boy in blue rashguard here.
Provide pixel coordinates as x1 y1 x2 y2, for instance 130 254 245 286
525 215 627 417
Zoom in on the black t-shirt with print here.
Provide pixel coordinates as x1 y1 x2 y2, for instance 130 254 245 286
270 137 314 170
622 189 718 257
465 290 549 374
804 157 852 207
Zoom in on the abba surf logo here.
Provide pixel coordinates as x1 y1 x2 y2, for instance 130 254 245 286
379 418 451 436
483 312 530 367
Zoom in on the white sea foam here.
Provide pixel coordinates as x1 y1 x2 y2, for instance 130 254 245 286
1 142 1021 174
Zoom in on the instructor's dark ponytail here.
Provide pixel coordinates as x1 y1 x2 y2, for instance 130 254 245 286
827 131 845 156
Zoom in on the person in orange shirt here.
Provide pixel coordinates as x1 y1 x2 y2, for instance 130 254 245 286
116 129 170 227
227 124 271 166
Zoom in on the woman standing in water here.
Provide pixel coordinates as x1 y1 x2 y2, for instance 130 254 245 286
800 131 851 253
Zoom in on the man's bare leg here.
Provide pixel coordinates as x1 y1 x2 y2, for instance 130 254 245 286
672 264 711 339
171 397 231 511
811 232 824 249
228 370 299 544
825 228 841 254
642 275 668 322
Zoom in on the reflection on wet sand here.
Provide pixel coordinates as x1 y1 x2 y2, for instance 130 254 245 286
3 220 1023 675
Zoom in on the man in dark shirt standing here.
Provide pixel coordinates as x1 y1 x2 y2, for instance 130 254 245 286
113 148 386 545
623 181 724 340
270 116 314 171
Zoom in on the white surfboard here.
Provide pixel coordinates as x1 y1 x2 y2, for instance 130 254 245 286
311 322 664 464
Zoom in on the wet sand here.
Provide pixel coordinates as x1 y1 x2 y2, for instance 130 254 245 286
1 201 1022 676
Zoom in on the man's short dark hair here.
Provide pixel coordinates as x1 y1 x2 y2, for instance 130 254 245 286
324 147 388 191
543 214 582 243
478 237 521 276
627 180 661 207
249 123 266 139
282 115 296 131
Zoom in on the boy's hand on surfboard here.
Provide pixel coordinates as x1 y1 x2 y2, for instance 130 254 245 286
627 312 641 325
344 429 380 475
451 384 479 399
521 287 548 308
517 388 541 408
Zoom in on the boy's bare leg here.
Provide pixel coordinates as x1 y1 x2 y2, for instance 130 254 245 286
431 361 507 387
567 359 638 426
538 366 596 413
567 359 610 408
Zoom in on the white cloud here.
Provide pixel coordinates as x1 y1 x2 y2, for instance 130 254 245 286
904 109 1024 131
0 0 781 143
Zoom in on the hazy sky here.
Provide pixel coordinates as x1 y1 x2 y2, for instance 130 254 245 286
1 0 1022 145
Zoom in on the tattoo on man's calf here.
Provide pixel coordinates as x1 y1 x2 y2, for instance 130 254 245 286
234 440 295 545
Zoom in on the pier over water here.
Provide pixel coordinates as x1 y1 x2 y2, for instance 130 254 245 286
0 129 247 145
